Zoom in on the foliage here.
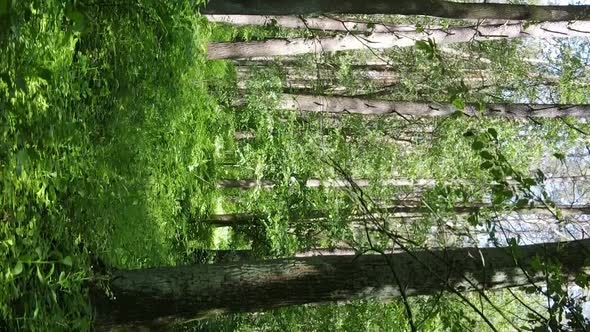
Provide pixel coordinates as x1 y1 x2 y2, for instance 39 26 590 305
0 0 221 329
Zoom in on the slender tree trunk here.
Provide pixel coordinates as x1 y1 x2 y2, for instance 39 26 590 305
92 238 590 330
236 65 407 95
217 176 589 190
205 15 419 33
206 15 519 32
217 178 438 189
439 46 551 67
201 204 590 227
208 21 590 59
201 0 590 21
275 94 590 118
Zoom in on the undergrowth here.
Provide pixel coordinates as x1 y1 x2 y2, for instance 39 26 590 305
0 0 226 329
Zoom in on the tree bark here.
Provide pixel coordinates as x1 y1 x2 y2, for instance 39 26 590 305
206 15 520 32
217 178 438 189
92 238 590 330
205 14 419 33
195 247 359 263
276 94 590 118
208 20 590 59
201 0 590 21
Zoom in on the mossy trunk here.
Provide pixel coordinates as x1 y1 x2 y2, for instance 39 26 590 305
92 239 590 330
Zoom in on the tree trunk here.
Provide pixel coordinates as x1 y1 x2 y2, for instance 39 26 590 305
205 15 424 33
205 15 419 33
217 176 589 190
196 247 359 263
275 94 590 118
217 178 438 189
206 15 519 32
92 238 590 330
236 65 404 94
201 204 590 227
201 0 590 21
208 21 590 59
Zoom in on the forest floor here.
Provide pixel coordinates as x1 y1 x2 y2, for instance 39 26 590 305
1 2 232 329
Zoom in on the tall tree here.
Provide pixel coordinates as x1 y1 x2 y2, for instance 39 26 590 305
217 176 588 190
202 204 590 227
208 21 590 59
205 15 420 33
272 94 590 118
92 239 590 330
201 0 590 21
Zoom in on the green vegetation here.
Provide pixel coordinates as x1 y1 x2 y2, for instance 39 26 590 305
2 1 589 331
1 0 222 329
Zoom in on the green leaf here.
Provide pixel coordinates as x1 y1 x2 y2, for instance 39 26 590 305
15 75 27 93
535 169 545 181
487 128 498 140
480 150 493 160
0 72 9 85
508 238 518 248
477 102 487 113
523 178 536 187
463 130 475 137
480 161 493 169
523 21 531 30
553 152 565 162
530 256 543 271
493 193 505 205
61 256 73 266
37 67 52 82
415 40 432 53
467 214 478 226
471 141 484 150
12 261 23 276
575 274 588 288
36 265 45 284
65 8 88 32
452 98 465 110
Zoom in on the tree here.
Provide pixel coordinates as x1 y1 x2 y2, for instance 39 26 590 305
217 176 587 190
202 204 590 227
201 0 590 21
205 15 420 33
273 94 590 118
92 238 590 330
208 20 590 59
192 247 360 263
